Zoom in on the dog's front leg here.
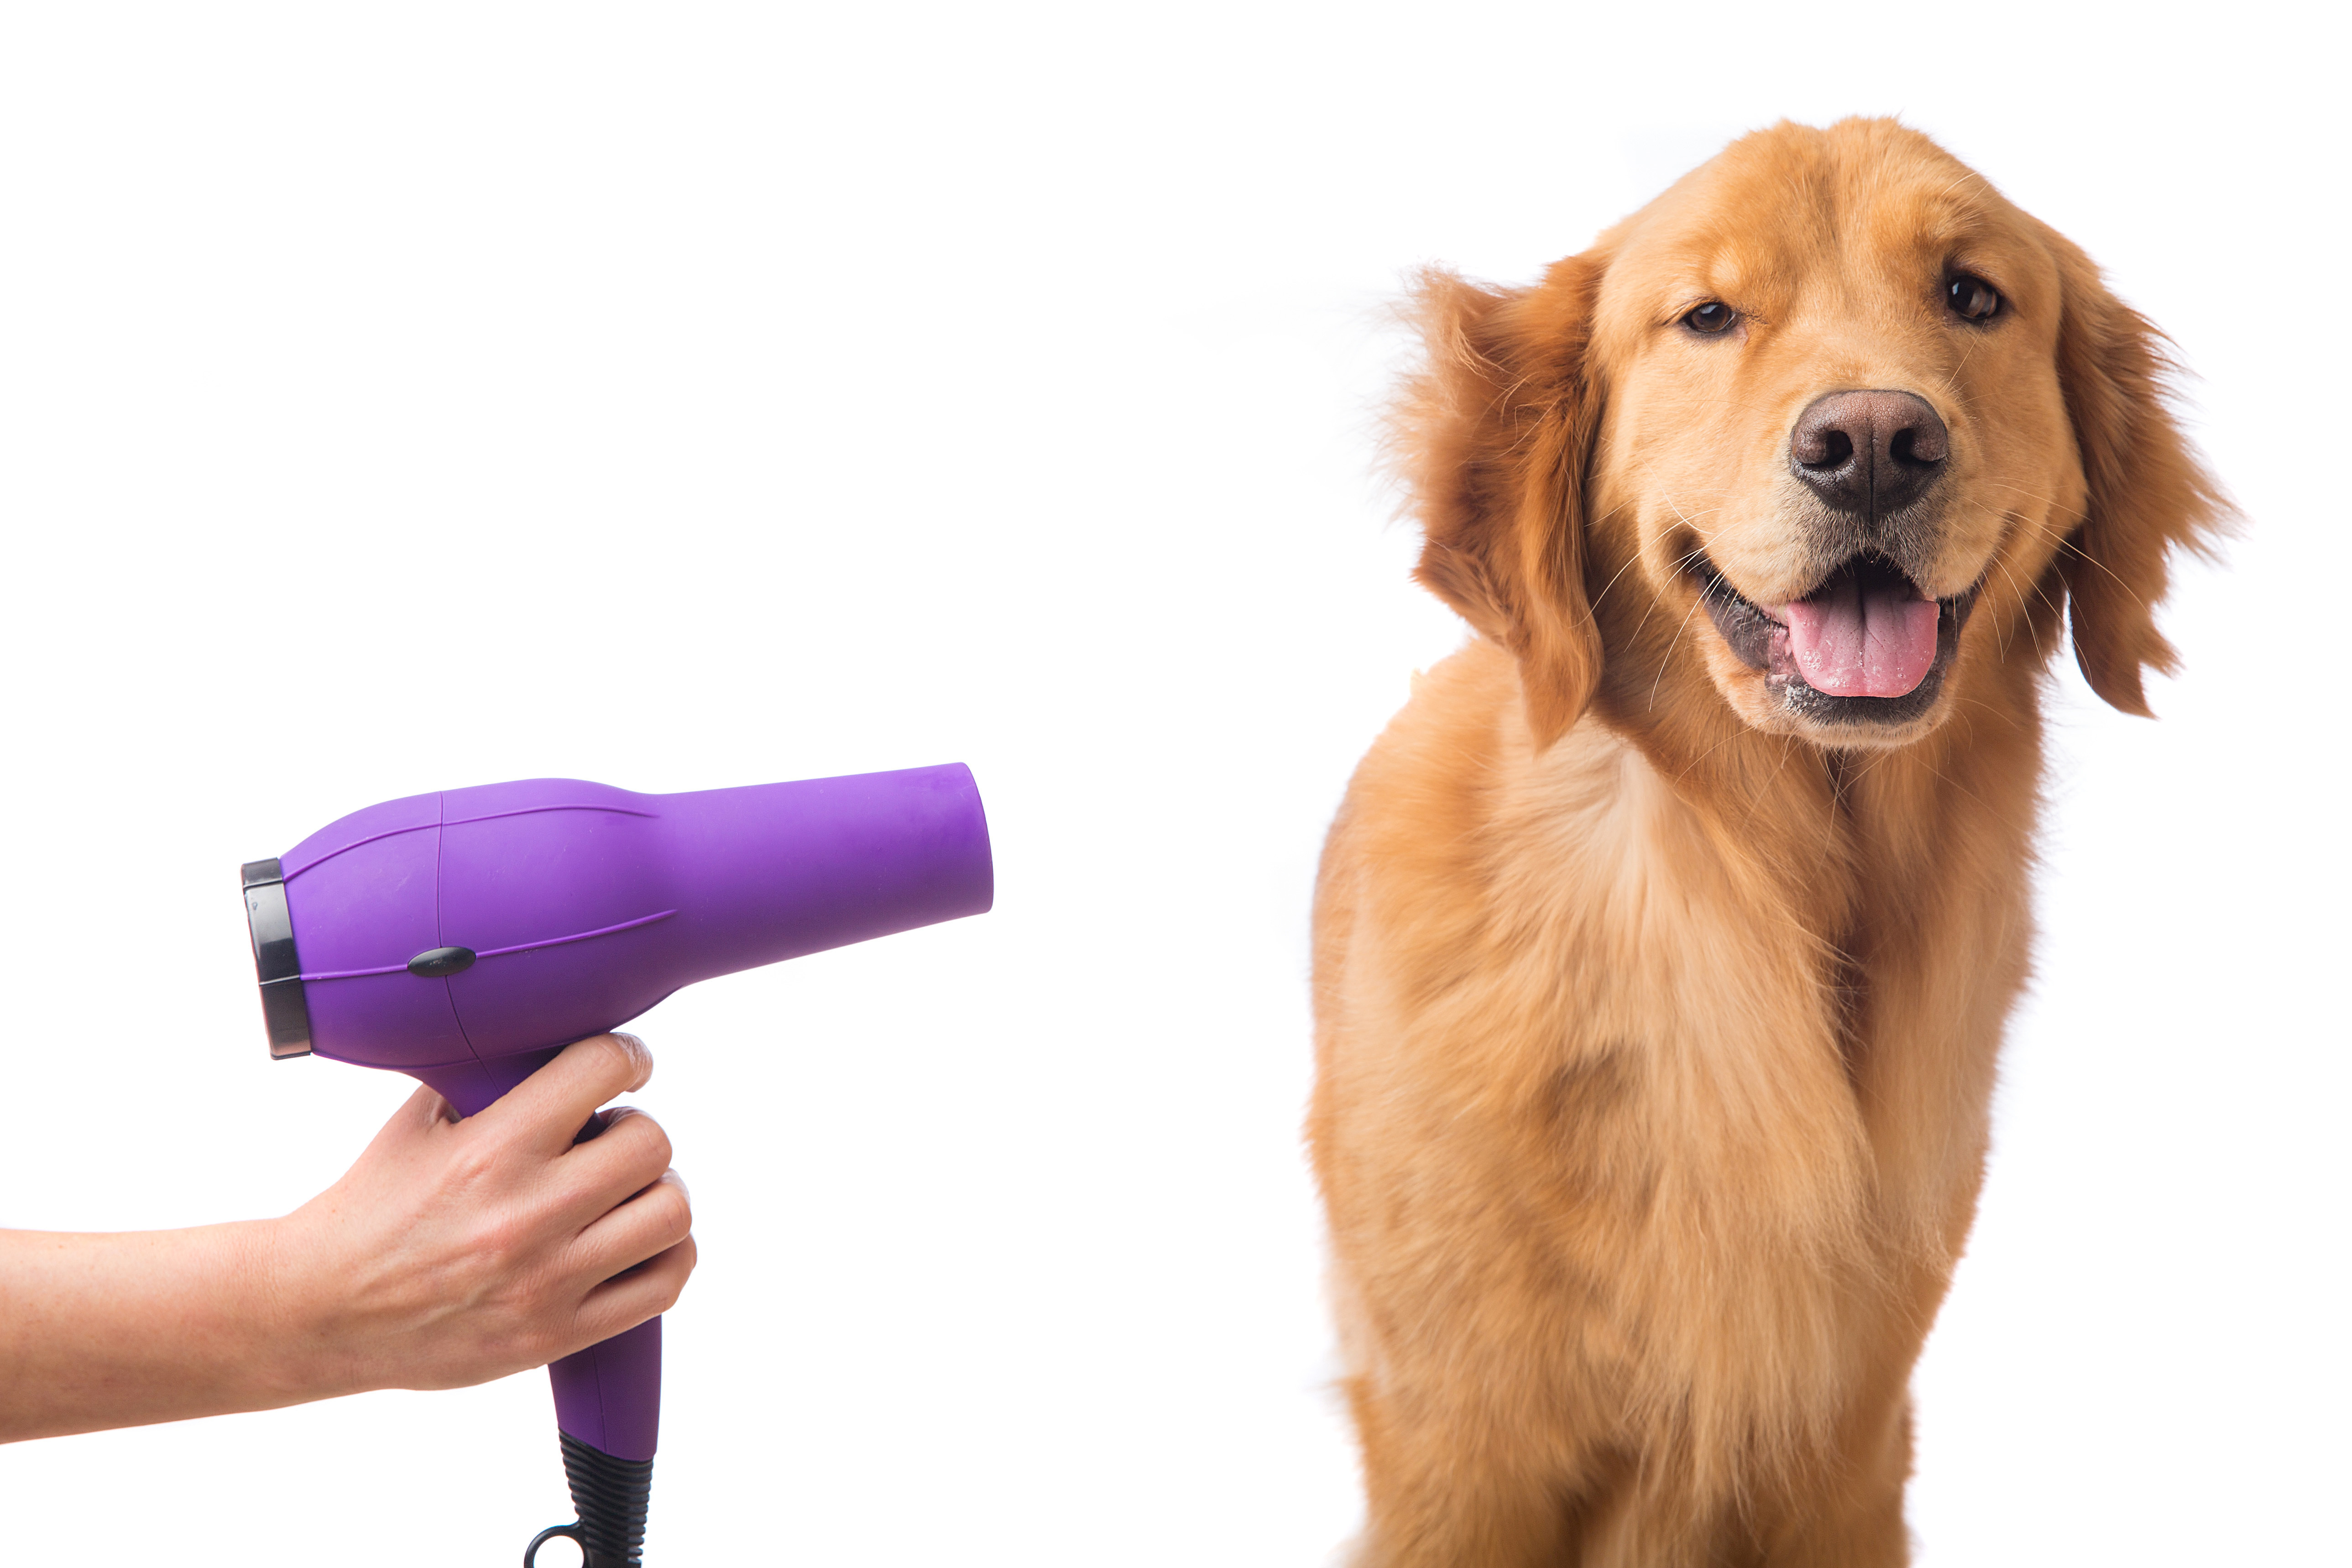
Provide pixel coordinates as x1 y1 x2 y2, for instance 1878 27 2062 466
1748 1384 1915 1568
1338 1356 1613 1568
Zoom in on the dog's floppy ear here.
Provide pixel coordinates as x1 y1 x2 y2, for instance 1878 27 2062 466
1393 260 1606 749
2048 235 2228 716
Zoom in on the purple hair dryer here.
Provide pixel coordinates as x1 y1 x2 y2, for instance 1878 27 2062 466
240 765 992 1566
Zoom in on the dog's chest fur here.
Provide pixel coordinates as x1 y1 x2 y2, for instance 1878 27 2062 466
1311 638 2040 1498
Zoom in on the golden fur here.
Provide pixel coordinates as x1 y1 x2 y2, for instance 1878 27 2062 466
1309 119 2224 1566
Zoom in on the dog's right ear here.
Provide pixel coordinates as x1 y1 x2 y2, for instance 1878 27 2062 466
1392 261 1606 749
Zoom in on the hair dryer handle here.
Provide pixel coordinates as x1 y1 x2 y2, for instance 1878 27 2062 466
534 1322 659 1567
549 1316 662 1460
412 1053 663 1566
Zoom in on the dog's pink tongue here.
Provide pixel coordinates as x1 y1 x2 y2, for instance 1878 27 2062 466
1783 578 1941 698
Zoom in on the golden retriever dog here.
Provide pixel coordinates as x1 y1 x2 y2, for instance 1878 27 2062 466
1309 118 2224 1566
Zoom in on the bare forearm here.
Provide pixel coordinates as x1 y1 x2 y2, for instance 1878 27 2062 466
0 1221 330 1443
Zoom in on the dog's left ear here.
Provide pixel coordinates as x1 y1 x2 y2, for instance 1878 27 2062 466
2049 233 2229 716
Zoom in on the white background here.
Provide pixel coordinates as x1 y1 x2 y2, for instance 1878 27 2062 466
0 4 2342 1563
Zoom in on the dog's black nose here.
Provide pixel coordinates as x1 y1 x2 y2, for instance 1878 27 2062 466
1788 390 1948 519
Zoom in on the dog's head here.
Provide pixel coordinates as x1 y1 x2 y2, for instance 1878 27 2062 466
1397 118 2224 751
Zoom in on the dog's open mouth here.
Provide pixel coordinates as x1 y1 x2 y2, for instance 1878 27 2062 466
1694 553 1978 726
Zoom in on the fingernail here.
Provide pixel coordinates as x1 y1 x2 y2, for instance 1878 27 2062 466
611 1031 652 1083
665 1168 691 1202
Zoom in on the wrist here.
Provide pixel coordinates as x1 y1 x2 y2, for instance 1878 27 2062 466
228 1214 359 1407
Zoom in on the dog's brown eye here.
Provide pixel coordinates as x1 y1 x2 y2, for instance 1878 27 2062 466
1947 274 2001 321
1683 302 1736 335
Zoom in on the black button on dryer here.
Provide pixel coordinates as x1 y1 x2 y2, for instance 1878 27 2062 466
407 946 478 978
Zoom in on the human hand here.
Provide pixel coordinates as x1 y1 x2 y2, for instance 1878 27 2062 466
0 1033 693 1444
262 1032 696 1400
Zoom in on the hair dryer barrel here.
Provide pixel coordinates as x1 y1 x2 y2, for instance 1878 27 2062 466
648 765 995 983
252 764 993 1088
